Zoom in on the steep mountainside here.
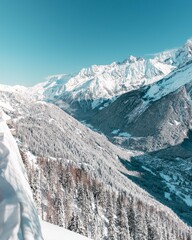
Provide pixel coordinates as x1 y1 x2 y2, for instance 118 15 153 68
90 60 192 151
0 90 191 239
0 109 92 240
89 57 192 227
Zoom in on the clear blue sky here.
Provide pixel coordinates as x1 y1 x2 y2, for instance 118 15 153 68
1 0 192 86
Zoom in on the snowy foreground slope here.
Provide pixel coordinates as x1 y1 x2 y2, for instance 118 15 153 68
41 221 92 240
0 111 43 239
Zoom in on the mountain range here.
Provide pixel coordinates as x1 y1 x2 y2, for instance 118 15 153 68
30 39 192 117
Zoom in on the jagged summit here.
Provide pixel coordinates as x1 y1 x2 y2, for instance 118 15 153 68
185 38 192 51
155 38 192 67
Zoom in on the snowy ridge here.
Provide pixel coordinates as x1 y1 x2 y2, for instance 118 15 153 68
144 60 192 101
0 110 43 239
30 56 174 109
156 39 192 67
0 84 28 95
27 39 192 111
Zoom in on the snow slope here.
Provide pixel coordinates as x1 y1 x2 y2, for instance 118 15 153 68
41 221 92 240
156 39 192 67
0 110 43 240
144 60 192 101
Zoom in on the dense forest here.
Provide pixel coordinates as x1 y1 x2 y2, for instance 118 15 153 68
20 150 192 240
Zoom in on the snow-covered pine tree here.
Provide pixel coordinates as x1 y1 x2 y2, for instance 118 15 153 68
55 182 65 227
116 192 131 240
68 212 85 236
106 191 117 240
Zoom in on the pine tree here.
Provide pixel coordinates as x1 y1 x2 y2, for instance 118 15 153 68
55 183 65 227
46 192 54 224
116 192 131 240
106 191 117 240
68 212 85 235
134 200 148 240
31 165 41 215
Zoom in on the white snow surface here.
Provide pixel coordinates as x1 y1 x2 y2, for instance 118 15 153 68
0 101 14 112
160 173 172 182
111 129 120 134
41 221 92 240
164 192 172 201
141 166 156 176
182 194 192 207
144 61 192 101
118 132 131 137
0 110 43 239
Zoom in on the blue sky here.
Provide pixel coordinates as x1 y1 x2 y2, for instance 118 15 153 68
1 0 192 86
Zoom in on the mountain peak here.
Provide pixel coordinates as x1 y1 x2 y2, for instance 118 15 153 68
127 55 137 62
121 55 143 64
184 38 192 53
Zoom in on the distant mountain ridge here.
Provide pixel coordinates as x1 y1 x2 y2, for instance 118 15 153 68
1 39 192 119
29 39 192 112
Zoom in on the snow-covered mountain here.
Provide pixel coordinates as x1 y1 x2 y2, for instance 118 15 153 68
156 39 192 67
33 57 174 104
22 39 192 118
1 39 192 119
